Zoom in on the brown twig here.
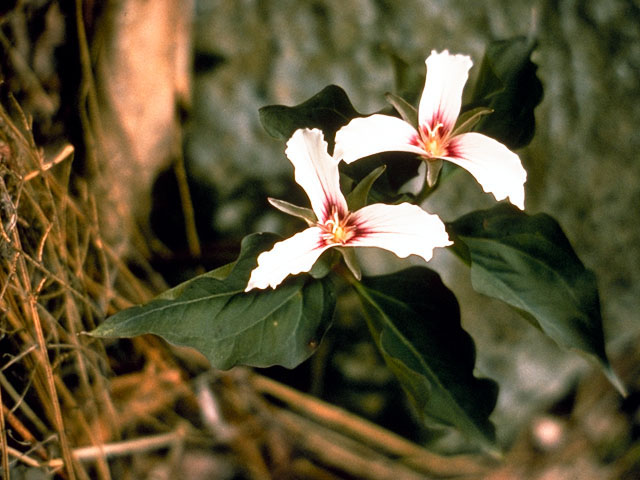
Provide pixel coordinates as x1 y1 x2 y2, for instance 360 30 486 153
1 402 48 461
274 408 430 480
173 128 202 260
6 426 188 472
0 383 10 479
22 144 75 182
0 370 48 436
6 446 42 469
27 292 77 479
250 373 490 477
74 0 104 177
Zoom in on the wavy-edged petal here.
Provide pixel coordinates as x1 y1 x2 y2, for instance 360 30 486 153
445 132 527 209
245 227 330 291
334 114 425 164
419 50 473 134
349 203 451 262
286 129 347 222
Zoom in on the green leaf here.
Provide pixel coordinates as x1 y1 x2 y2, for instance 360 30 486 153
91 233 336 370
336 247 361 281
268 197 316 225
309 249 338 280
354 267 499 451
470 36 543 149
340 152 421 205
451 107 494 137
345 165 386 211
384 92 418 128
259 85 360 147
447 204 625 395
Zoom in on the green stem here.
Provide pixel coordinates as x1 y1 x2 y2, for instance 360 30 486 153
332 261 359 287
415 181 436 204
414 162 461 205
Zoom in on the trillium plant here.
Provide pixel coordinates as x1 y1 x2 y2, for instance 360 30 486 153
92 37 625 452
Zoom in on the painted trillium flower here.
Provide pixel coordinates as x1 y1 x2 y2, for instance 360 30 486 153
245 128 451 291
334 50 527 209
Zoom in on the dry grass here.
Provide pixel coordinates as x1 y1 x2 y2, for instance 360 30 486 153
0 91 149 478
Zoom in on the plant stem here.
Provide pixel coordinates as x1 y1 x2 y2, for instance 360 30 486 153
415 181 436 204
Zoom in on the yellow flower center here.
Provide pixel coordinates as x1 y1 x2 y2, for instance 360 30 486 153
320 210 355 245
421 122 448 159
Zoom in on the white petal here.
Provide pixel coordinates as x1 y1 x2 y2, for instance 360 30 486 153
349 203 451 262
418 50 473 134
445 132 527 209
333 114 425 164
245 227 331 291
286 129 347 222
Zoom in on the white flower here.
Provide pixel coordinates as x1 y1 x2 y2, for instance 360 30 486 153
334 50 527 209
245 128 451 291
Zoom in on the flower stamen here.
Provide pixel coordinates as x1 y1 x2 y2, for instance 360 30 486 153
421 122 448 159
320 210 355 245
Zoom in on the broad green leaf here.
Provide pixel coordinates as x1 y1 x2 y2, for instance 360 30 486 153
354 267 499 451
470 36 543 149
447 205 625 395
259 84 420 204
259 85 360 147
91 233 336 370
